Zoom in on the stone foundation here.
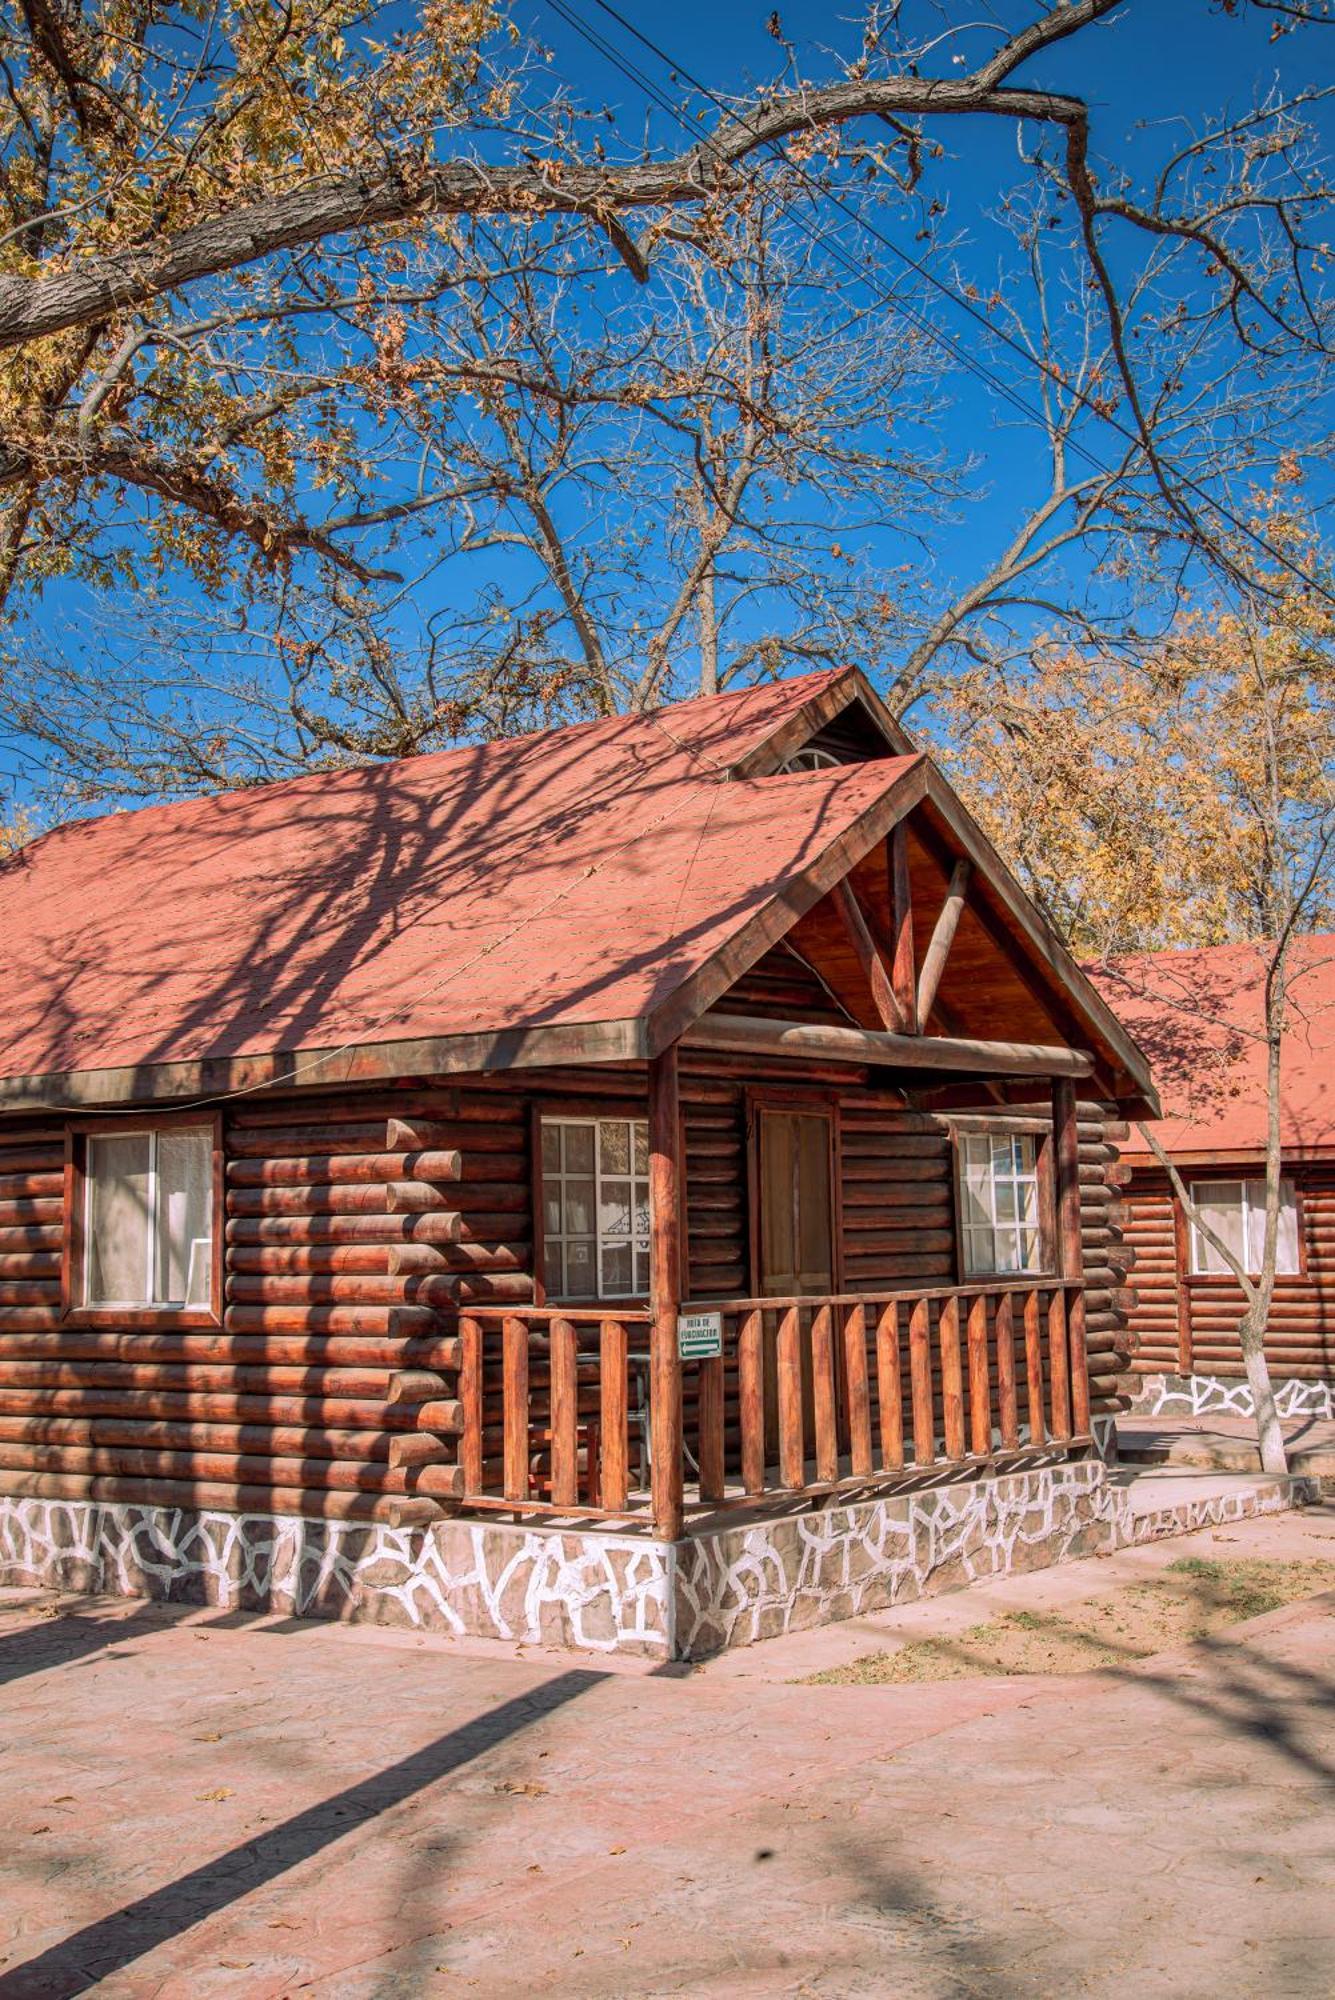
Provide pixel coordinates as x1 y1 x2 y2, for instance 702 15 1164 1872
0 1456 1314 1660
1128 1371 1334 1422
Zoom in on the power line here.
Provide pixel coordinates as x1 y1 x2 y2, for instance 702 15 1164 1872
546 0 1335 610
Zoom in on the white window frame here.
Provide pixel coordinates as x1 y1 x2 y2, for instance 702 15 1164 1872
541 1116 651 1303
781 747 842 772
957 1130 1046 1278
82 1125 214 1311
1188 1177 1300 1278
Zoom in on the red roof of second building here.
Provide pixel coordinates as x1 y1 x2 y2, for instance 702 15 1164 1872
0 670 921 1089
1087 934 1335 1162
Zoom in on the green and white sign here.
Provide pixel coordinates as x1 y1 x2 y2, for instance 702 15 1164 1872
677 1310 723 1360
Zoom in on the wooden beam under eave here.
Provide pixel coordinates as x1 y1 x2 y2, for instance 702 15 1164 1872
829 878 908 1033
917 856 972 1027
890 823 917 1033
685 1012 1094 1079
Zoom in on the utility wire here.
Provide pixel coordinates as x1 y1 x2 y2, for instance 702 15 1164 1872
544 0 1335 609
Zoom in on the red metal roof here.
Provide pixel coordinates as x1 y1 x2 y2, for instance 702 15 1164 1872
1087 935 1335 1162
0 669 924 1092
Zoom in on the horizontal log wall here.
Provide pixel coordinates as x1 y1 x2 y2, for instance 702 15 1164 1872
1122 1160 1335 1381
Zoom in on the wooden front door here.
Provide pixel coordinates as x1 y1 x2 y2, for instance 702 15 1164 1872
754 1107 837 1464
755 1107 836 1297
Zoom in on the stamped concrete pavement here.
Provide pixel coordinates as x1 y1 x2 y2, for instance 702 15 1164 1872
0 1505 1332 1999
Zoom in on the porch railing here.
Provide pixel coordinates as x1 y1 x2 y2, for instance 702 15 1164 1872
432 1281 1088 1522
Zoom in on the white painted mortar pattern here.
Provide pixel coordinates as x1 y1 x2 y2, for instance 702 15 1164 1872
1130 1373 1334 1421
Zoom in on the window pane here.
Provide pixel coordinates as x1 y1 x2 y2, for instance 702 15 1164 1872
634 1247 650 1295
543 1193 562 1235
633 1123 648 1174
564 1177 595 1236
1018 1226 1040 1270
993 1230 1020 1275
541 1123 560 1172
1191 1181 1245 1276
156 1129 212 1306
564 1124 594 1172
1245 1178 1300 1276
544 1237 565 1296
564 1238 596 1298
87 1134 152 1304
602 1243 632 1294
600 1177 631 1239
600 1121 629 1173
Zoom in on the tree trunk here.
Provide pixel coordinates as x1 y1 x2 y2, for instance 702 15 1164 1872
1237 1304 1288 1476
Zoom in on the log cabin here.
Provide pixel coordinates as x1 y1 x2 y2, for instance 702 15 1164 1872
0 667 1163 1656
1087 936 1335 1424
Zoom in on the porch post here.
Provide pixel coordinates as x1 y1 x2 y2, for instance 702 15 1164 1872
1053 1077 1091 1436
648 1042 685 1540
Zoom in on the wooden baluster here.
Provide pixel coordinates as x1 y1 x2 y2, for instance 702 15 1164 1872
843 1304 873 1477
599 1317 629 1510
738 1306 765 1496
939 1294 965 1461
966 1294 991 1458
876 1299 905 1471
697 1348 725 1503
1022 1289 1046 1448
502 1313 530 1502
811 1302 839 1484
1047 1289 1072 1442
648 1045 685 1539
908 1296 935 1466
995 1292 1019 1450
777 1304 805 1490
459 1313 484 1494
549 1314 578 1506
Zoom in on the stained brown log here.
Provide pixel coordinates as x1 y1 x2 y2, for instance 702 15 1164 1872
777 1305 805 1489
0 1415 447 1465
0 1440 423 1492
939 1294 965 1459
1022 1289 1046 1447
228 1245 391 1276
385 1119 526 1153
687 1014 1094 1079
916 857 972 1028
831 879 906 1033
0 1361 451 1400
0 1330 462 1370
994 1292 1020 1449
0 1388 418 1428
811 1303 839 1484
388 1179 527 1214
225 1305 438 1336
966 1292 991 1456
1046 1290 1072 1441
411 1463 467 1499
229 1150 461 1187
227 1212 464 1246
0 1469 440 1526
549 1315 579 1507
227 1123 386 1158
502 1314 530 1502
875 1299 905 1472
405 1399 464 1435
599 1318 630 1510
387 1370 449 1406
1054 1079 1091 1435
842 1303 873 1476
697 1354 725 1502
386 1241 528 1276
648 1044 684 1539
890 822 917 1034
738 1306 765 1496
908 1297 934 1465
227 1184 391 1217
458 1316 484 1492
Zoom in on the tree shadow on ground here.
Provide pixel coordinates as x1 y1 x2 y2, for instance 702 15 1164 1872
0 1668 603 2000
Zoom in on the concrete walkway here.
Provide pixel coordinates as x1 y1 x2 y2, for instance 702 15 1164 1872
1 1506 1332 1999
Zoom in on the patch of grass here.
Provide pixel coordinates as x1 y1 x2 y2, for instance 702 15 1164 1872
803 1557 1335 1686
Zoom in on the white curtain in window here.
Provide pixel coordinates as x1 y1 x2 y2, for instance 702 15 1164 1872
157 1129 213 1305
87 1134 152 1304
1245 1178 1299 1275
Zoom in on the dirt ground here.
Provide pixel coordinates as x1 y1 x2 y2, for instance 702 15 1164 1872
1 1504 1333 1999
805 1555 1335 1683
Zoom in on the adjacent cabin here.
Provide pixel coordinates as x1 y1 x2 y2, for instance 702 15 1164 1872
0 667 1160 1655
1088 936 1335 1425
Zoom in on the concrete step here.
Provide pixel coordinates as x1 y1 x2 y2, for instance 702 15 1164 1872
1118 1419 1335 1490
1108 1463 1319 1544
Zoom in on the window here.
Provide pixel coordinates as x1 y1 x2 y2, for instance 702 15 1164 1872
959 1132 1044 1276
82 1125 214 1310
780 747 841 773
755 1107 835 1296
541 1118 650 1301
1189 1178 1299 1277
